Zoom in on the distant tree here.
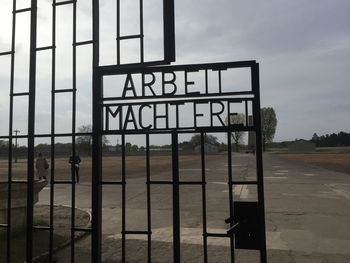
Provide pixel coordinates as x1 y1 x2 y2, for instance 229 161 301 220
261 107 277 151
131 144 139 152
179 141 193 151
218 142 228 152
125 142 132 152
225 113 245 152
314 131 350 147
338 131 350 146
311 133 320 142
35 143 50 156
189 134 218 147
116 144 121 152
77 124 109 156
0 140 8 147
0 140 9 157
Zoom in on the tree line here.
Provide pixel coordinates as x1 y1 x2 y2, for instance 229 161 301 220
311 132 350 147
0 107 279 157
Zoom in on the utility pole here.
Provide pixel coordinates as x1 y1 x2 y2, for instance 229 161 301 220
14 129 20 163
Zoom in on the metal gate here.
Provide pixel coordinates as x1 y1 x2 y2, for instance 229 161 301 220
0 0 266 262
93 62 267 262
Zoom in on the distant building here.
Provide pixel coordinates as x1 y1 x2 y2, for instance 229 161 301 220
194 143 218 153
108 146 116 152
288 140 316 153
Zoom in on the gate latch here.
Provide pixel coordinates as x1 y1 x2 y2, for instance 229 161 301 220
227 201 262 250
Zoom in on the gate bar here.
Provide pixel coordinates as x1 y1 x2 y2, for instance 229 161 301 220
0 51 13 56
121 134 126 263
146 134 152 262
92 0 102 262
172 132 180 262
201 133 208 262
26 0 38 261
252 63 267 263
70 0 78 261
227 131 235 262
6 0 18 261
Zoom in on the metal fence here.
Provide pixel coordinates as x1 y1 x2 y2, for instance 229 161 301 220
0 0 266 262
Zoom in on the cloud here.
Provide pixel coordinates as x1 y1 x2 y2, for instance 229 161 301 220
0 0 350 143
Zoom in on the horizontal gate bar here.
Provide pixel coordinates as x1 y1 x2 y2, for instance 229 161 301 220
0 132 92 139
54 89 76 93
205 233 229 238
14 8 32 13
103 60 177 70
13 92 30 96
73 227 92 232
33 226 51 230
123 230 150 235
98 60 256 76
117 34 144 40
9 180 28 184
102 126 255 135
36 46 55 51
54 0 76 6
74 40 94 46
147 181 206 185
0 51 13 56
102 93 253 103
54 180 74 185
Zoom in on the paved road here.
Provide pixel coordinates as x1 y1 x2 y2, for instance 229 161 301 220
38 153 350 262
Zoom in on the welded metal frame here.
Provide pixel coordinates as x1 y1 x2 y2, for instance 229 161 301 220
0 0 266 262
94 61 267 262
0 1 95 262
114 0 175 66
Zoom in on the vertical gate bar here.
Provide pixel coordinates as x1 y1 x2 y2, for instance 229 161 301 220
252 63 267 263
218 70 222 93
92 0 102 261
6 0 17 261
70 1 78 262
245 100 249 126
121 134 126 262
204 69 208 94
227 131 235 263
146 133 152 262
200 133 208 263
27 0 38 262
163 0 175 62
139 0 144 63
172 132 180 263
49 0 57 261
116 0 120 64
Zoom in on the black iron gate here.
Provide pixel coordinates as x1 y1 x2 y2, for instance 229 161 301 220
93 61 267 262
0 0 267 262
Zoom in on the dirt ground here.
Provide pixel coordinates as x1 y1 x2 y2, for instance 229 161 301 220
0 154 225 182
2 152 349 181
277 153 350 175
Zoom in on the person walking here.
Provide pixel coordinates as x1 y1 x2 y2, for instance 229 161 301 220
69 153 81 184
36 152 49 180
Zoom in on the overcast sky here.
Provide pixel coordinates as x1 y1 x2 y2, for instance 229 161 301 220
0 0 349 145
